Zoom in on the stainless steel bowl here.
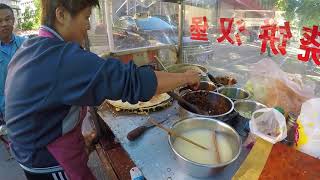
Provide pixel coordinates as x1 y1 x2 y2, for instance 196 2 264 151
216 87 250 101
168 117 242 177
178 81 217 95
233 100 267 136
234 100 267 119
178 91 234 121
197 81 217 91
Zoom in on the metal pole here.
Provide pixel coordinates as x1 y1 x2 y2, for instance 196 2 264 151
135 0 137 15
177 1 184 63
115 1 128 15
127 0 129 15
215 0 219 28
105 0 115 52
101 0 106 24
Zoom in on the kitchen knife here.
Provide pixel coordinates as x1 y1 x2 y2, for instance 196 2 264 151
127 118 168 141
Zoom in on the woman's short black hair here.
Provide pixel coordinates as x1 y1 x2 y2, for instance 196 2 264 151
41 0 100 26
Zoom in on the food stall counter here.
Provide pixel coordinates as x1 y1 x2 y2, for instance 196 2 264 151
97 102 249 179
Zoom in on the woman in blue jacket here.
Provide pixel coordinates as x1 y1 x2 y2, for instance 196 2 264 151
4 0 200 180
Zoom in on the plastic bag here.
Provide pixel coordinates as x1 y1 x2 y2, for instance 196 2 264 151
245 58 315 114
249 108 287 144
296 98 320 158
81 107 97 150
81 107 94 136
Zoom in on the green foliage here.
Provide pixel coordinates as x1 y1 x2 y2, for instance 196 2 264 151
276 0 320 30
21 7 35 30
20 0 40 30
33 0 41 29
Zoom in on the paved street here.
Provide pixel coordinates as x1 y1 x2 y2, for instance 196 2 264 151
0 142 25 180
0 142 109 180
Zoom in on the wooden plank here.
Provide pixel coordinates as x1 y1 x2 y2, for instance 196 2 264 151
95 144 119 180
259 143 320 179
232 138 273 180
106 147 135 180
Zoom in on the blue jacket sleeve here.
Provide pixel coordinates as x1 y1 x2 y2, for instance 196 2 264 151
15 35 27 48
0 97 4 116
54 43 158 106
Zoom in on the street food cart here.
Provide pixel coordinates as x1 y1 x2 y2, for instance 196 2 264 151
84 0 320 179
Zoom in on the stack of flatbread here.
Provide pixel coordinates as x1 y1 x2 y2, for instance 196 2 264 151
107 93 172 113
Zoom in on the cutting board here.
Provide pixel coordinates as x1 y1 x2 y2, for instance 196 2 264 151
233 138 320 180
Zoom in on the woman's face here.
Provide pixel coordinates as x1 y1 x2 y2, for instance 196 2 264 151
60 7 91 45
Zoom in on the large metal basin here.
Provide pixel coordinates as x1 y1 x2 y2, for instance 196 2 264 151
168 117 242 177
217 87 250 101
178 91 234 121
234 100 267 119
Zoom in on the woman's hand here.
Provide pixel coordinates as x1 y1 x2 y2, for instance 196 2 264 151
155 70 200 95
184 70 200 90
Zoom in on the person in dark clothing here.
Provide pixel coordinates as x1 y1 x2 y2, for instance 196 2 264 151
4 1 200 180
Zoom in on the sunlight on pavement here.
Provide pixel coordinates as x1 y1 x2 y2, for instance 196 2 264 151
229 52 241 59
306 75 320 82
234 64 250 72
207 66 227 72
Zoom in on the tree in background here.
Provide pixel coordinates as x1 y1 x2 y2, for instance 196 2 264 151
20 0 40 30
276 0 320 32
21 7 35 30
33 0 41 29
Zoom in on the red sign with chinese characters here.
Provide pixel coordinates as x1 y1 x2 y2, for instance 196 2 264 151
259 21 292 55
217 18 246 46
190 16 208 41
188 16 319 66
298 25 320 65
